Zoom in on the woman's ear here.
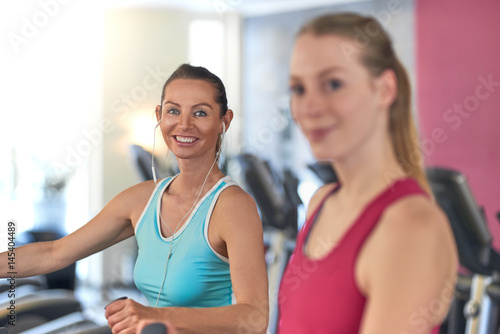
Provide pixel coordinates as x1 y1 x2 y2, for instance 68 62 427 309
155 105 162 124
222 109 234 132
377 69 398 110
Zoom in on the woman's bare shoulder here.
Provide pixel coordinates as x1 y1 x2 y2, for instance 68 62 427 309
217 183 257 209
382 195 449 235
359 194 458 329
307 182 339 216
212 182 262 238
116 179 159 204
110 179 163 225
373 194 458 277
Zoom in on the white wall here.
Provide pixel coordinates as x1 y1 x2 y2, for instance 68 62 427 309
0 0 101 242
242 0 416 172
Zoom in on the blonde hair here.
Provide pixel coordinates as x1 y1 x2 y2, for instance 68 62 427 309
298 13 431 194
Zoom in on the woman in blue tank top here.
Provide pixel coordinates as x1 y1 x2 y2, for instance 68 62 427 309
0 64 269 334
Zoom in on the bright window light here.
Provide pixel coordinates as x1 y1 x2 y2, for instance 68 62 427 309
0 2 103 237
188 20 225 80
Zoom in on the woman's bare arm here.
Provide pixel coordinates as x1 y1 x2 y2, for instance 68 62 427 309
358 196 458 334
0 181 155 279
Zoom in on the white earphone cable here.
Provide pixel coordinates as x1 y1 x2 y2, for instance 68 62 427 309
152 121 161 184
153 125 225 307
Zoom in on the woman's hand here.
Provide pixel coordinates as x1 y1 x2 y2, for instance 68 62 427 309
105 298 162 334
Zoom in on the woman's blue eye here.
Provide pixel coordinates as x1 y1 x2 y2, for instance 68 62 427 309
327 79 342 91
194 110 207 116
167 108 180 115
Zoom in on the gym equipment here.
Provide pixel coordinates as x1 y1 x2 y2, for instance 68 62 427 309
0 277 45 294
0 277 46 307
19 312 111 334
307 161 337 184
141 323 168 334
237 153 301 233
0 289 81 333
0 263 110 333
236 153 302 334
129 144 162 181
0 286 113 334
128 144 177 182
426 167 500 334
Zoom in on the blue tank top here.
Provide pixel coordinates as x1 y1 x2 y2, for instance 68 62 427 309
134 175 237 308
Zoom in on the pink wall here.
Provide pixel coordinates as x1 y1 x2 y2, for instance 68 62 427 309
416 1 500 250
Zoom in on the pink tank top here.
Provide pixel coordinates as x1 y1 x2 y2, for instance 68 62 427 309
278 178 440 333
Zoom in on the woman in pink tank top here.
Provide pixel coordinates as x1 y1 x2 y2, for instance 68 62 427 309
278 13 458 333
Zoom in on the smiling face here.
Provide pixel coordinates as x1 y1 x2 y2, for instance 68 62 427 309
157 79 225 161
289 33 392 162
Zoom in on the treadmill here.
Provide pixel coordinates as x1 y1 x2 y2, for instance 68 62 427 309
426 167 500 334
236 153 302 334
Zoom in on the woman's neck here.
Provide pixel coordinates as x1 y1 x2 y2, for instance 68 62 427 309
173 155 224 197
332 134 406 207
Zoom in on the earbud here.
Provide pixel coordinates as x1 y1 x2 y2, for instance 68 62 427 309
215 122 226 160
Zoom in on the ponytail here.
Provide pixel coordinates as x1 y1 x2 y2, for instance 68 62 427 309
390 58 432 195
